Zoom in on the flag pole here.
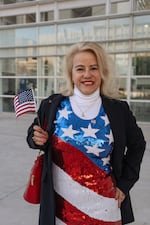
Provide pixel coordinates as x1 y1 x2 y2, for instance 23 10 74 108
31 89 41 127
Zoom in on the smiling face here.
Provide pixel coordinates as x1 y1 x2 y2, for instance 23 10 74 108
72 51 101 95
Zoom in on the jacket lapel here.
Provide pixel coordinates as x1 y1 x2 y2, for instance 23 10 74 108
102 95 127 179
101 96 118 144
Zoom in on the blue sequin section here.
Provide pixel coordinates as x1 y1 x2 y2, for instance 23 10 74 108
54 97 114 173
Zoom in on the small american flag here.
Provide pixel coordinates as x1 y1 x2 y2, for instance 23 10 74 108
14 89 37 118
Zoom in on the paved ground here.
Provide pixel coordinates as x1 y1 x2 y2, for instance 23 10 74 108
0 112 149 225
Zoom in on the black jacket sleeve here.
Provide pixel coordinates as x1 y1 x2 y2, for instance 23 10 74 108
26 99 50 152
116 101 146 194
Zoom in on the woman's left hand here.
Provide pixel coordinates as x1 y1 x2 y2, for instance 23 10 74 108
32 125 49 146
115 187 125 208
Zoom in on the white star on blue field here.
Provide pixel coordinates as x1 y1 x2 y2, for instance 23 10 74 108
54 98 114 173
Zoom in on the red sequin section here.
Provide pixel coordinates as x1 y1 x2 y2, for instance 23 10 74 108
52 135 116 198
56 192 122 225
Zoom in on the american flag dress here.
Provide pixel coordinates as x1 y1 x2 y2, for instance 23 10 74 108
52 97 122 225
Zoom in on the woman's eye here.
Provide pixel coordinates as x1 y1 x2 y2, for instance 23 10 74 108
77 68 84 71
91 67 98 70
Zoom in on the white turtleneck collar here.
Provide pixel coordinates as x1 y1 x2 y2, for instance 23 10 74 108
69 86 101 119
73 85 100 102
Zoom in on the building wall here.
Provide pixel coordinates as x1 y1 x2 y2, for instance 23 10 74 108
0 0 150 122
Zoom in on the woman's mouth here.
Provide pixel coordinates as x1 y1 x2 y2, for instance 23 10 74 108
82 81 94 86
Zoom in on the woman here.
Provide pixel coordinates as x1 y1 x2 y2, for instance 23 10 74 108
27 42 146 225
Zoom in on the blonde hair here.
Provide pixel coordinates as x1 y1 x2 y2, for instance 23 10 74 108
63 42 118 98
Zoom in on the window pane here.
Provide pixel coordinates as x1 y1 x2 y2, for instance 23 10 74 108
130 102 150 122
117 77 127 99
0 27 37 47
132 40 150 51
133 0 150 11
16 27 37 46
38 78 54 97
16 78 37 93
0 0 35 4
93 21 106 41
39 46 56 56
0 58 37 77
2 97 14 112
0 77 36 96
108 18 130 40
57 23 82 43
112 54 129 76
56 78 66 93
56 45 69 55
59 5 105 19
57 20 106 43
70 7 92 18
131 78 150 99
0 48 37 58
108 41 129 52
0 78 15 95
39 26 56 44
16 47 37 57
26 14 36 23
0 0 16 4
110 1 130 14
17 58 37 76
1 13 36 25
92 5 105 16
0 29 15 47
0 15 16 25
132 53 150 76
59 9 72 19
133 15 150 38
56 56 64 77
40 11 54 22
39 57 56 77
0 59 16 76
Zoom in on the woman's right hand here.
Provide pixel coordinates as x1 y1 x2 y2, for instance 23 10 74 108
32 125 49 146
115 187 125 208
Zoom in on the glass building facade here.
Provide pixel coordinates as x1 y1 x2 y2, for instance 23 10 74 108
0 0 150 122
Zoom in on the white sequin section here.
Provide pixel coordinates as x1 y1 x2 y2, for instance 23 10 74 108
53 163 121 222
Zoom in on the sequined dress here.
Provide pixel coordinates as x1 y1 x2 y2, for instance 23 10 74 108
52 97 121 225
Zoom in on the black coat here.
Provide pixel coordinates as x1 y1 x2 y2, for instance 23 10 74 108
27 94 146 225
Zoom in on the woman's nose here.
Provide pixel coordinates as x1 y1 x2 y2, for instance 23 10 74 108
83 69 91 78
